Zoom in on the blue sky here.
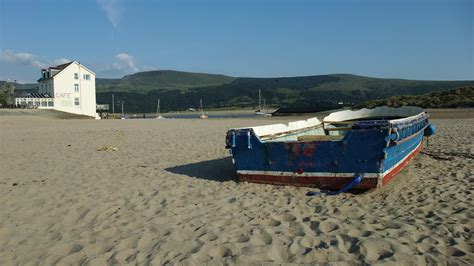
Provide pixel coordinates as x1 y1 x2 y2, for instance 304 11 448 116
0 0 472 82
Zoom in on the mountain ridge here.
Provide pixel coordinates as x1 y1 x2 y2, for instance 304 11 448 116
6 70 474 112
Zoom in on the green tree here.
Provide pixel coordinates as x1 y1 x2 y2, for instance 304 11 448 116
1 81 16 108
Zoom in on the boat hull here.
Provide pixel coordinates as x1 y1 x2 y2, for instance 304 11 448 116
226 107 433 191
235 140 423 189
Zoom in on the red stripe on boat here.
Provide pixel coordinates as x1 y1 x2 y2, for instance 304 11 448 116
381 141 422 187
237 174 379 189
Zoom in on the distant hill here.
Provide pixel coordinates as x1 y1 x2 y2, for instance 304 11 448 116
95 72 474 113
96 70 235 93
358 86 474 109
6 71 474 113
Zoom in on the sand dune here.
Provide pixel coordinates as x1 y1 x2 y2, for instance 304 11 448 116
0 111 472 264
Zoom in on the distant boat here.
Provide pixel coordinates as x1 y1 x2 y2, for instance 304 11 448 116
120 101 128 119
199 99 208 119
156 98 164 119
226 106 436 190
255 89 270 116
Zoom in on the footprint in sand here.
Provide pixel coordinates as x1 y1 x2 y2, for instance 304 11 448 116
68 244 83 254
189 244 202 254
287 228 306 237
48 230 62 241
336 234 360 253
112 249 138 263
250 230 273 246
200 244 233 258
309 220 339 234
300 236 315 248
346 229 373 238
235 234 250 243
208 246 233 257
200 232 219 242
272 212 297 222
359 239 395 261
286 221 306 237
320 222 339 233
266 219 281 227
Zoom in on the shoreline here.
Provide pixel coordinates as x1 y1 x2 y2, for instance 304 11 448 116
2 107 473 120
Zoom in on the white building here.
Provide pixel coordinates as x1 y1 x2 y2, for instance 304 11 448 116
15 61 99 118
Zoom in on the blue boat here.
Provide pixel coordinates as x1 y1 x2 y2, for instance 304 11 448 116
225 106 436 190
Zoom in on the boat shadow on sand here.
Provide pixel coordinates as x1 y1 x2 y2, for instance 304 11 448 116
165 157 237 182
165 157 369 194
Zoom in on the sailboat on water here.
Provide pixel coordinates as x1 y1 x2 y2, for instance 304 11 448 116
255 89 271 116
120 101 128 119
156 98 164 119
199 99 208 119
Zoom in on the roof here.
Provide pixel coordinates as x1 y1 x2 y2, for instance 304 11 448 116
38 61 94 82
38 61 74 82
17 92 52 99
51 61 74 71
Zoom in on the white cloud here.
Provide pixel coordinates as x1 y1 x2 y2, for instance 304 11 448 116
95 53 144 77
0 50 46 69
0 49 144 79
115 53 139 72
94 53 141 77
97 0 122 28
0 50 72 70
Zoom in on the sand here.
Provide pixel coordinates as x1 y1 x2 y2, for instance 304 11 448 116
0 109 472 265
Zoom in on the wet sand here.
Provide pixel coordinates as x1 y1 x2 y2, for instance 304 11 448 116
0 109 472 264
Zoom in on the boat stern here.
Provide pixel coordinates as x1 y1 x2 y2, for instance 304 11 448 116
225 107 434 190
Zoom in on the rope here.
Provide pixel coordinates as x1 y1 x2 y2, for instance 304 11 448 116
306 174 364 196
421 150 474 160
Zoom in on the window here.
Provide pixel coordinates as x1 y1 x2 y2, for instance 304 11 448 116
74 84 79 93
48 100 54 107
74 73 78 80
74 97 80 106
83 74 91 80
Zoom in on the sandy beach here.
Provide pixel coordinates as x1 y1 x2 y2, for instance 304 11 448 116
0 109 472 265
